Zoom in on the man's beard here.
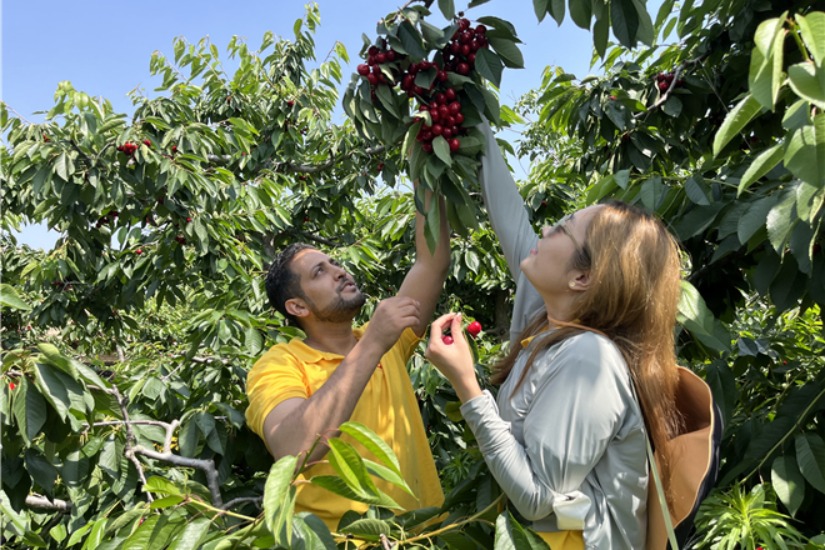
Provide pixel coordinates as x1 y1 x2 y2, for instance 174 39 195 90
308 288 367 323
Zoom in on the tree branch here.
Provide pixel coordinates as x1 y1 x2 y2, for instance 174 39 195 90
25 494 72 513
108 385 154 503
131 446 223 507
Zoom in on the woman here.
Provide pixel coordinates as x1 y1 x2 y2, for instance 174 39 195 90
424 126 684 549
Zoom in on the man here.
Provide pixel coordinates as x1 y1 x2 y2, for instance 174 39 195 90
245 189 448 531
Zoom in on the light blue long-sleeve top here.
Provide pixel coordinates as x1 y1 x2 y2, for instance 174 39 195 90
459 122 649 549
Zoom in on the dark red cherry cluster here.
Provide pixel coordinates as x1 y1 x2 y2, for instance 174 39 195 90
442 18 487 76
95 210 119 229
357 40 405 88
415 88 465 153
655 72 684 93
117 141 138 156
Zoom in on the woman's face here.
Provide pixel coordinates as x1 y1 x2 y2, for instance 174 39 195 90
520 205 602 298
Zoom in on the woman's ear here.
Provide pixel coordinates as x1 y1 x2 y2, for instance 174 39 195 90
569 271 591 292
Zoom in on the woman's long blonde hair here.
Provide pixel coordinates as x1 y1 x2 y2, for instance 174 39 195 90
492 200 683 507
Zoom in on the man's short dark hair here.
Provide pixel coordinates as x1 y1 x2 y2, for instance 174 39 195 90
265 243 315 326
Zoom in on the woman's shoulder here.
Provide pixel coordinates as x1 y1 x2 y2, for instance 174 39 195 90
553 330 628 375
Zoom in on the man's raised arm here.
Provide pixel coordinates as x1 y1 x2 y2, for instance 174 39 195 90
397 185 450 337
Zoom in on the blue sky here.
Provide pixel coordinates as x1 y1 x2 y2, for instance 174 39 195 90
3 0 602 248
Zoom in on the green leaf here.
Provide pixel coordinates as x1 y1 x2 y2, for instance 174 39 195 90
677 281 729 351
796 12 825 65
144 476 184 497
684 176 710 206
167 517 211 550
53 151 75 181
432 135 452 166
327 438 379 495
568 0 592 29
548 0 565 26
787 62 825 109
37 343 79 379
339 421 402 475
309 476 401 508
748 14 787 110
738 194 777 244
766 188 796 252
662 95 682 117
363 459 414 496
397 21 427 60
795 433 825 494
713 93 764 156
0 283 30 310
493 511 549 549
25 450 59 497
339 518 391 540
772 455 806 516
487 37 525 69
533 0 549 22
784 117 825 189
611 0 639 48
437 0 455 20
593 12 610 58
12 380 48 445
474 48 503 88
738 141 784 195
263 455 299 543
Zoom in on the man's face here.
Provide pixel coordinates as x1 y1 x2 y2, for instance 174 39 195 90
289 249 366 323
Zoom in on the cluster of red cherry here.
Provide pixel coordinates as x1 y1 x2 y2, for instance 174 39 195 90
441 18 488 76
415 88 465 153
95 210 119 229
116 142 139 156
655 72 684 93
116 140 152 156
355 17 490 156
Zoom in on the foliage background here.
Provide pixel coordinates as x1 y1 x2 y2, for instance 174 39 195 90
2 0 825 548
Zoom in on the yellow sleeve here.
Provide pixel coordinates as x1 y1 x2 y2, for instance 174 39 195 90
245 346 309 438
396 326 421 360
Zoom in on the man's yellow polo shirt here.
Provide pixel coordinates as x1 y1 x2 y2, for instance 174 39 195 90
245 325 444 531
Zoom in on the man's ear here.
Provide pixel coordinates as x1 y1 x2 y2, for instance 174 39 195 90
569 270 591 292
284 297 310 320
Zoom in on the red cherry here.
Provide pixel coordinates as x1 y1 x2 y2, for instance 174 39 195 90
171 145 178 153
357 64 370 76
432 124 443 136
461 44 471 56
467 321 482 337
449 138 460 152
135 249 143 255
386 50 397 62
449 101 462 114
9 382 16 390
455 113 465 125
442 335 454 345
475 24 487 35
457 63 470 75
422 143 433 153
458 18 471 30
437 70 448 82
376 53 387 64
445 88 456 101
287 100 295 107
186 217 192 223
142 139 152 147
367 73 379 85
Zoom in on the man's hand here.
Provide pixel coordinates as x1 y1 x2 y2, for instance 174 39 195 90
365 296 421 351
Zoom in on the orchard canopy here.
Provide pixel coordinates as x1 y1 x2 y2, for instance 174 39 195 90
2 0 825 548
